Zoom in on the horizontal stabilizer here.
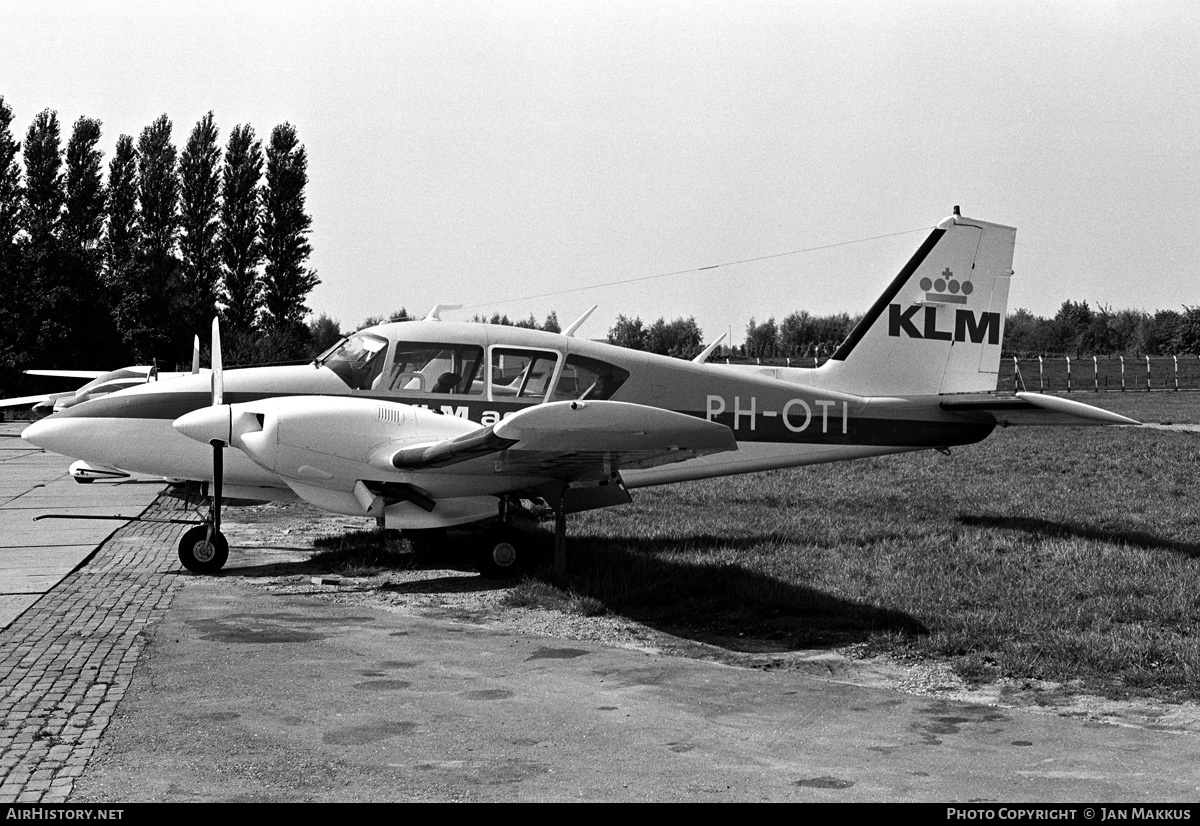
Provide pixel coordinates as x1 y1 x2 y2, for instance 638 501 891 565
941 392 1139 426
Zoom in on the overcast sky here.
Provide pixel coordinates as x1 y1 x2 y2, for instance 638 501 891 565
3 1 1197 343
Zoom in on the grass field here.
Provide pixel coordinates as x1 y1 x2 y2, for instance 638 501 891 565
495 391 1200 703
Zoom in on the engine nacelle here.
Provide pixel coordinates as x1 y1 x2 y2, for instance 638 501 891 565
176 395 480 495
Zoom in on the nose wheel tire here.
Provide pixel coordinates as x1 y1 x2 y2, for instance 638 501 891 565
475 527 520 579
178 525 229 573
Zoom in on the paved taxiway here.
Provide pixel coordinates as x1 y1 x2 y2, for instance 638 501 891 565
0 423 162 629
3 421 1200 802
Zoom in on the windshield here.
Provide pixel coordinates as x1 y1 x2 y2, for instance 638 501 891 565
318 333 390 390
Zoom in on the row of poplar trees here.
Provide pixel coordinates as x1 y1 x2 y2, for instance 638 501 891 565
0 96 322 395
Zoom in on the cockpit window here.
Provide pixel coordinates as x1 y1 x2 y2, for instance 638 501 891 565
490 348 559 401
383 343 484 395
318 333 390 390
549 355 630 402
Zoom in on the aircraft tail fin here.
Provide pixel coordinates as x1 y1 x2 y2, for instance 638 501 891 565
817 210 1015 397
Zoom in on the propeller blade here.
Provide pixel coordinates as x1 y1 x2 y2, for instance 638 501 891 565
211 317 223 406
192 335 201 375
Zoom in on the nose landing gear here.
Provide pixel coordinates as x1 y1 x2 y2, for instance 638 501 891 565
177 524 229 573
176 477 228 574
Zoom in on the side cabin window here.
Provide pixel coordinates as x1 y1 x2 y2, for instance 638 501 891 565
490 348 559 402
548 355 630 402
320 333 390 391
383 343 484 395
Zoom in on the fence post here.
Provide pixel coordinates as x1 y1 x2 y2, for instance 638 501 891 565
1120 356 1125 391
1146 355 1151 392
1066 356 1072 393
1174 355 1179 391
1038 356 1044 391
1093 355 1099 392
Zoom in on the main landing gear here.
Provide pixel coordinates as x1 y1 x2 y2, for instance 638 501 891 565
475 524 519 579
402 524 518 579
470 494 569 579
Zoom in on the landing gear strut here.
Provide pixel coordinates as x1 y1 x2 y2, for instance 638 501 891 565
553 505 567 576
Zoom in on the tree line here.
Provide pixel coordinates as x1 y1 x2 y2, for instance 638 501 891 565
1005 301 1200 357
0 96 323 395
604 311 856 359
601 301 1200 361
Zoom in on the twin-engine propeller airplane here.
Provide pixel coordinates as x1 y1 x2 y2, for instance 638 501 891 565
23 210 1137 577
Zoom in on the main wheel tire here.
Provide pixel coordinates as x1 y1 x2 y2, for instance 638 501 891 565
475 527 520 579
178 526 229 573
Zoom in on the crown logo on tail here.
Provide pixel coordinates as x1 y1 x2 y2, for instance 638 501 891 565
919 268 972 305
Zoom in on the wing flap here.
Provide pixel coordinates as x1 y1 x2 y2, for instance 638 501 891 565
942 392 1139 426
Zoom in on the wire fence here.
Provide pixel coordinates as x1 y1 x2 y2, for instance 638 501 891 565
727 354 1200 393
1001 356 1200 393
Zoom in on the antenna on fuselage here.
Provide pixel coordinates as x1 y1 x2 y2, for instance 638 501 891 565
424 304 462 321
692 332 728 364
563 305 598 338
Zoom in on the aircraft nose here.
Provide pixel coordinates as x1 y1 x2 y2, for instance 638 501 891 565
22 416 90 456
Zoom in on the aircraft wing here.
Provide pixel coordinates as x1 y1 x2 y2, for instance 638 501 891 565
0 393 51 408
24 369 111 379
941 392 1139 426
386 400 738 476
